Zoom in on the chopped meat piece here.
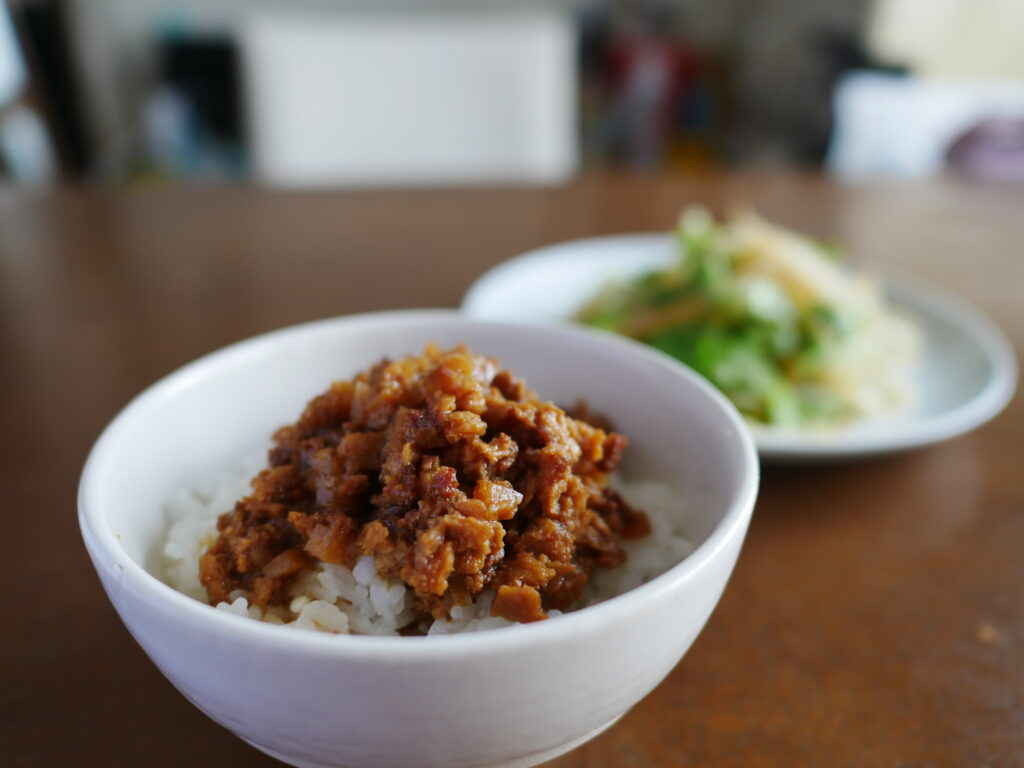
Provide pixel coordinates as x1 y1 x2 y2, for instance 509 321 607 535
199 345 648 626
492 585 546 623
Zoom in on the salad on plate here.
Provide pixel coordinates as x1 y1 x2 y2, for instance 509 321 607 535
576 208 922 428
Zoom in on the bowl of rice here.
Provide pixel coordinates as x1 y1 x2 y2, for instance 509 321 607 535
79 310 758 768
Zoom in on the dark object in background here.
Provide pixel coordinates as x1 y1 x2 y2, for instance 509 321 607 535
15 0 91 176
800 29 874 165
144 33 246 179
946 117 1024 183
158 35 243 149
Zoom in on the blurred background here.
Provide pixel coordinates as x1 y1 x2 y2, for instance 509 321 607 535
2 0 1024 188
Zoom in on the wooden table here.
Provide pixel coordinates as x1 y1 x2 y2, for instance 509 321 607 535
3 174 1021 768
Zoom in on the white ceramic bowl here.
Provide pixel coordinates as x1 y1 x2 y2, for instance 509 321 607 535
79 310 758 768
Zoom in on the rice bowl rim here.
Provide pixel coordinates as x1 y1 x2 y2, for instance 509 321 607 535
79 309 758 661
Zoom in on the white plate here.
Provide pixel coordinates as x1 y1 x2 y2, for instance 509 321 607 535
462 234 1018 460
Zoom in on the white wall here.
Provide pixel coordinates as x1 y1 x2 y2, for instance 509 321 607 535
65 0 545 176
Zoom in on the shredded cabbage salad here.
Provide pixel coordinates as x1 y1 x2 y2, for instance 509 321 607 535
577 208 921 427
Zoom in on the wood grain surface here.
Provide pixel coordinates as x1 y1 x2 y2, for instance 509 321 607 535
2 174 1021 768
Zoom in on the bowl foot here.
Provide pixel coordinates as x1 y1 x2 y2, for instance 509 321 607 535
240 714 623 768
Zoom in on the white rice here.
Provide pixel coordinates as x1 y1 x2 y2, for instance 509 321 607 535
160 456 693 636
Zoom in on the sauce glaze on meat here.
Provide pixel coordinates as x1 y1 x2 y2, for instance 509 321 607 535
199 345 649 624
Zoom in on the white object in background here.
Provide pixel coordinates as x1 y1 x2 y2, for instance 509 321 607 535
461 235 1017 461
0 2 25 107
0 105 57 186
79 310 757 768
242 10 577 187
827 72 1024 180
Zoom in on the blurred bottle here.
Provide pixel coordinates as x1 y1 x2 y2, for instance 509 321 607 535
607 5 689 170
142 84 196 176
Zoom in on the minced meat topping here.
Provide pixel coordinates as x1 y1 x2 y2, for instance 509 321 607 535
199 345 649 624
